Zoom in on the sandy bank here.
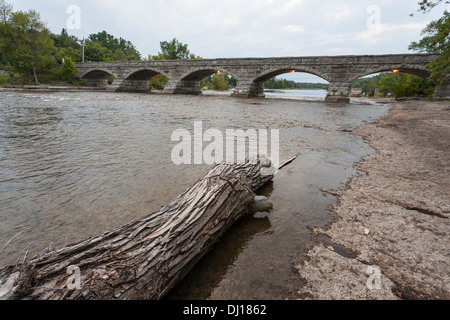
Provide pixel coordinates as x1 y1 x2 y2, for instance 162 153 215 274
296 100 450 300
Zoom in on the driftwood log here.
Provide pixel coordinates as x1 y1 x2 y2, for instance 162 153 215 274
0 157 275 300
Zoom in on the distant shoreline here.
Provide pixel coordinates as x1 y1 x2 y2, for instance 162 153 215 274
264 88 326 91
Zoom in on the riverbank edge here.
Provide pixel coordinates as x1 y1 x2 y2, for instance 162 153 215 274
0 85 110 92
295 99 450 300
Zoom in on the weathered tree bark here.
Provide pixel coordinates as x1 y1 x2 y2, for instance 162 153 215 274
0 157 275 300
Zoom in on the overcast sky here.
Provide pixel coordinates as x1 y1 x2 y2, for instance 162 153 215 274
9 0 448 82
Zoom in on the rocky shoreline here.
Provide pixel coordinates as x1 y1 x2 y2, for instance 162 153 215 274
0 84 108 92
296 100 450 300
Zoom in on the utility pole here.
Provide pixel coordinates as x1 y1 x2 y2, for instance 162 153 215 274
82 38 85 63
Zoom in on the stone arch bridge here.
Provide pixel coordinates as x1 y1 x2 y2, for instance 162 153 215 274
75 53 448 101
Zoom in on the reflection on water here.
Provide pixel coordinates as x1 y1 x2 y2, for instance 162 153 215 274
0 91 389 299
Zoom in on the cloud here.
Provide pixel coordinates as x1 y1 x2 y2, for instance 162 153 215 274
9 0 447 58
283 24 304 33
356 22 427 44
326 4 352 20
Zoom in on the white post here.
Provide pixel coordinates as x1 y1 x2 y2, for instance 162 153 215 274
82 38 85 63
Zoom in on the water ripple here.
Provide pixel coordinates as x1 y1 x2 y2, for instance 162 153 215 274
0 91 389 297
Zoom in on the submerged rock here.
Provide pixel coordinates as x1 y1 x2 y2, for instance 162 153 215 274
249 196 273 214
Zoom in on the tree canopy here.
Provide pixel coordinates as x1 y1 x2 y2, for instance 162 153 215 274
409 11 449 85
350 72 434 98
86 31 141 61
0 0 54 82
411 0 449 15
0 0 143 84
51 28 81 64
210 72 231 90
379 73 434 98
152 38 201 60
147 38 202 90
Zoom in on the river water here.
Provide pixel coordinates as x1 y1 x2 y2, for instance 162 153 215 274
265 89 328 100
0 91 389 299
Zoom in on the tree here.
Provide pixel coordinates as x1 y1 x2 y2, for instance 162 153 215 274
411 0 449 15
61 56 77 81
409 11 449 86
200 74 212 89
159 38 193 60
379 72 434 98
0 1 54 83
52 28 80 49
265 77 329 90
147 39 201 89
83 41 112 62
51 28 81 63
85 31 141 61
0 158 274 300
211 72 230 90
0 51 5 67
148 52 169 61
149 74 168 90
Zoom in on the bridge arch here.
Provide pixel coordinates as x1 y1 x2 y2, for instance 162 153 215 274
247 66 331 97
349 66 433 98
253 66 332 84
327 65 432 101
174 67 238 94
123 68 169 81
349 66 430 84
80 69 116 87
117 68 171 93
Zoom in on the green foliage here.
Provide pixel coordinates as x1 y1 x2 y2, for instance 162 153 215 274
409 10 449 86
146 53 170 89
84 41 110 61
351 72 434 98
159 38 191 60
51 28 80 50
0 72 9 81
200 72 237 90
61 56 77 81
350 74 382 96
0 51 6 68
379 73 434 98
264 77 329 90
149 74 168 90
147 39 201 89
51 28 81 63
409 11 449 54
411 0 449 15
0 1 144 85
210 72 230 90
86 31 141 61
148 52 169 61
0 1 54 83
426 49 449 86
51 29 142 63
155 38 201 60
